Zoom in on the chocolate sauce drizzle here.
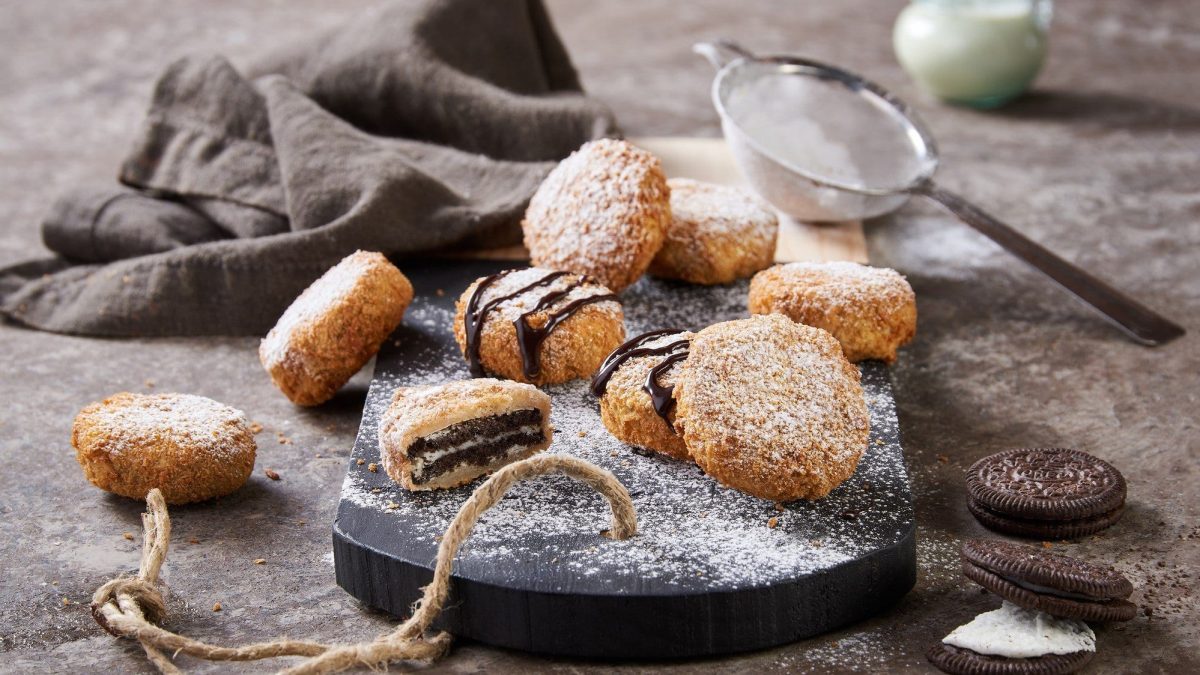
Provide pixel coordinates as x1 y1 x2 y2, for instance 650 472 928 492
463 269 617 379
590 329 691 426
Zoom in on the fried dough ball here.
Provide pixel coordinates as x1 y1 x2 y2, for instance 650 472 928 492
72 393 256 504
260 251 413 406
674 314 869 502
649 178 778 285
748 261 916 363
522 139 670 293
453 267 625 385
593 329 695 460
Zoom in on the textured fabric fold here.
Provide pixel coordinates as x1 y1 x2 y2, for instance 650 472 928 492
1 0 617 336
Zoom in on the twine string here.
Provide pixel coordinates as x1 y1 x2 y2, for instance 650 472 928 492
90 454 637 674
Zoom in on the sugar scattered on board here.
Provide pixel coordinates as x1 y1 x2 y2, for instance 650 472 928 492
339 275 912 591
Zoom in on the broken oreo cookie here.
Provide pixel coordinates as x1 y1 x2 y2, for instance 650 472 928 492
928 600 1096 675
961 539 1137 623
966 448 1126 539
927 642 1093 675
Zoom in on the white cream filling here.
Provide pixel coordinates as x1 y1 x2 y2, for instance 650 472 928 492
410 424 542 474
943 601 1095 659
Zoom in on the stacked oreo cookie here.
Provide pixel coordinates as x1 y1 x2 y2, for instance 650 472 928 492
966 448 1127 540
929 539 1136 675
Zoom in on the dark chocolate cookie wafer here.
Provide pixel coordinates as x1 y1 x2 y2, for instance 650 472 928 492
928 643 1093 675
961 539 1137 622
967 497 1125 540
966 448 1126 537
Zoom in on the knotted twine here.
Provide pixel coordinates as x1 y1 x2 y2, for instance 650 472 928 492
91 454 638 674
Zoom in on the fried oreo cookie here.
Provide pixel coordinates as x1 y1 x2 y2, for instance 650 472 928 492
591 329 695 460
966 448 1126 539
961 539 1137 622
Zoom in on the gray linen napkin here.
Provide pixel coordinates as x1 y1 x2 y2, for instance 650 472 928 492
0 0 617 336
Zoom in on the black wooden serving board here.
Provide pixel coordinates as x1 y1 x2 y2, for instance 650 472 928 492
333 258 915 659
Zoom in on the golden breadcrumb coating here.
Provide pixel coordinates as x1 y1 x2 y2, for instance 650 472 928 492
649 178 778 285
453 267 625 385
378 379 552 491
597 330 695 460
72 392 256 504
674 315 869 502
522 139 670 293
260 251 413 406
748 261 916 363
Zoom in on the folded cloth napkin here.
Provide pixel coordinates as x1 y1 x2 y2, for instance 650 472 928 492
0 0 617 336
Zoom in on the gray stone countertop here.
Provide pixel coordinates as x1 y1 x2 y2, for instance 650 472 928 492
1 1 1196 672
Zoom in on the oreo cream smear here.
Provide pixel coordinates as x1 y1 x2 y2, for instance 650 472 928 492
943 601 1095 658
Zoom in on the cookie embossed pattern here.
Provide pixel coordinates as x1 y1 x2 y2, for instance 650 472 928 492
966 448 1127 540
333 259 915 659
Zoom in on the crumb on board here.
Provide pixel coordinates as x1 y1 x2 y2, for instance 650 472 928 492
188 538 200 545
249 422 264 434
212 602 222 612
122 532 134 541
265 469 281 481
357 458 366 465
253 558 266 565
368 463 378 473
768 517 779 529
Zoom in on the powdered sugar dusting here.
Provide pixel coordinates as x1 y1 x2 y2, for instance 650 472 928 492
668 177 777 238
523 139 669 291
679 315 869 475
757 261 912 311
80 393 250 460
260 251 376 366
338 271 912 593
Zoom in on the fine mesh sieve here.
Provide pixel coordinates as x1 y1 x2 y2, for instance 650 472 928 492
696 40 1183 346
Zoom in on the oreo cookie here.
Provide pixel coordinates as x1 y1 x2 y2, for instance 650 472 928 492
927 643 1093 675
961 539 1137 622
966 448 1126 539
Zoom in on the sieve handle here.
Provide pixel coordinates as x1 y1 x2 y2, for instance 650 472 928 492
693 40 756 71
915 182 1184 346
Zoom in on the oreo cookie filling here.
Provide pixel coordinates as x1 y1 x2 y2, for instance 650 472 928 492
407 409 545 485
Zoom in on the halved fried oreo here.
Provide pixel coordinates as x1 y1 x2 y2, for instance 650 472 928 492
961 539 1137 622
378 379 552 490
